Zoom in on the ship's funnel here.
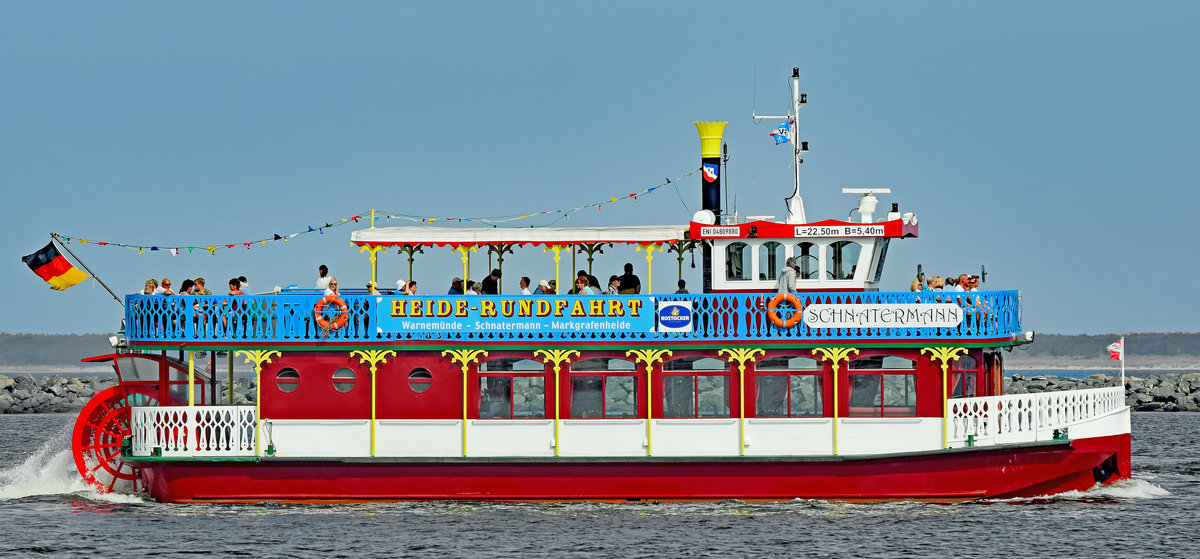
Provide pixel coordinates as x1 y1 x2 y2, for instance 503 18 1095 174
695 121 726 295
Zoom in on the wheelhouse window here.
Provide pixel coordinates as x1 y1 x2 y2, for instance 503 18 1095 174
759 241 785 281
827 240 861 280
569 358 637 419
754 355 823 417
794 242 819 280
725 242 751 281
951 355 979 398
478 358 546 419
847 355 916 417
663 356 730 418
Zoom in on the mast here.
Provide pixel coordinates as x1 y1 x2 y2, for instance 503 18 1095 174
753 67 809 223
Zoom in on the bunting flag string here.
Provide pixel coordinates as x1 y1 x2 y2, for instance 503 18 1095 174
54 167 699 255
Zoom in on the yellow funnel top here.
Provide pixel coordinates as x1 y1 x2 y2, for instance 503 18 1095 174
694 121 727 159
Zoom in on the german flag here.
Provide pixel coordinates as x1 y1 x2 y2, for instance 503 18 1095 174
22 242 89 290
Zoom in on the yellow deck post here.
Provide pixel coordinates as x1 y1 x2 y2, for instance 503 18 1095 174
236 350 282 457
350 349 396 457
718 348 765 456
626 349 672 456
443 349 488 456
534 349 580 457
635 243 662 293
922 347 968 449
812 347 859 456
187 350 195 406
359 245 386 287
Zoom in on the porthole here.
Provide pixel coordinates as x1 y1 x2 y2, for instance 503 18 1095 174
332 367 357 393
275 368 300 393
408 369 433 393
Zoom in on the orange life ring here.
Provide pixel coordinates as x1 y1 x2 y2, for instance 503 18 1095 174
766 292 803 328
313 295 349 330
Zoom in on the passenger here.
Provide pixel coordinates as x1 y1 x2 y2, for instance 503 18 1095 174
229 278 244 296
775 257 798 294
481 269 502 295
578 269 600 290
155 278 175 296
143 279 158 295
925 276 942 292
238 275 250 294
178 279 195 295
545 280 557 295
519 276 532 295
470 283 484 295
675 279 689 294
407 280 418 295
316 265 332 290
573 276 598 295
395 278 408 294
910 278 922 292
535 279 550 295
193 277 212 295
366 281 381 295
323 278 339 297
464 280 477 294
222 278 245 337
447 277 464 295
617 263 641 294
952 274 969 292
968 275 981 292
607 275 621 295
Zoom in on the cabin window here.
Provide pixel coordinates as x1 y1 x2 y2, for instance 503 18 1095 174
478 376 546 419
848 355 916 417
759 241 785 280
951 355 979 398
754 356 823 417
569 375 637 419
570 358 636 372
478 358 546 419
794 242 819 280
407 369 433 393
663 356 730 418
725 242 751 281
332 367 357 393
275 368 300 393
827 240 861 280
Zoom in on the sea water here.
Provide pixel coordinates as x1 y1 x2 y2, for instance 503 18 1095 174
0 413 1193 558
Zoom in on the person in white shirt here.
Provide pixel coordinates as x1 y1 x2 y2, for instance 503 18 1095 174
316 265 332 290
519 277 532 295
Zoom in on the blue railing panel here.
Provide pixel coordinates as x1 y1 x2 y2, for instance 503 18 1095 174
125 290 1022 344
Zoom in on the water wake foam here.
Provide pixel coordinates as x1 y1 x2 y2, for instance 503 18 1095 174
0 422 145 504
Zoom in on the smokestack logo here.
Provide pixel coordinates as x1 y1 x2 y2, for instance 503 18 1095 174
703 163 719 183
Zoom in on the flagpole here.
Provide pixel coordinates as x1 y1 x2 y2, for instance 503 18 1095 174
50 233 124 308
1120 336 1126 387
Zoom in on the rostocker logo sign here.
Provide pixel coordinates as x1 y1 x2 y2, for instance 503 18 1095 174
657 301 693 333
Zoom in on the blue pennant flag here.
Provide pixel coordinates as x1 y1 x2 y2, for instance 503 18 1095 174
770 122 792 145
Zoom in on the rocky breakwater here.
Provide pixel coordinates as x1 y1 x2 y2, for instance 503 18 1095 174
1006 372 1200 412
0 374 116 414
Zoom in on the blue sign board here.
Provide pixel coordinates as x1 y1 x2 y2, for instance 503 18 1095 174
375 296 656 335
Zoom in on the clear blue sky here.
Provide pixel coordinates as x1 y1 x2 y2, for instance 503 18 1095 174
3 2 1197 335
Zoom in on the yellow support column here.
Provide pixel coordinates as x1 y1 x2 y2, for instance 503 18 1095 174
453 246 478 284
812 347 859 456
443 349 489 457
635 243 663 293
543 244 565 293
922 347 968 449
236 349 282 458
534 349 580 457
187 350 195 406
350 349 396 457
358 245 387 286
626 349 673 456
718 348 765 456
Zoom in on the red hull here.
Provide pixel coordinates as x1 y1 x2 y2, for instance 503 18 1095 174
135 434 1130 503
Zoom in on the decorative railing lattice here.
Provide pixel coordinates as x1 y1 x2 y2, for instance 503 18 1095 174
131 406 257 457
948 386 1126 446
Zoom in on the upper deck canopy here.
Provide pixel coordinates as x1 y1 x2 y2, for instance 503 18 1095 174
351 225 689 248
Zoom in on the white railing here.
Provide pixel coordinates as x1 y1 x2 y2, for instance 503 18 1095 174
947 386 1126 447
131 406 257 457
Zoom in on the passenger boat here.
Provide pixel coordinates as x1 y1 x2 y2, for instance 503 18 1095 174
72 68 1130 503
